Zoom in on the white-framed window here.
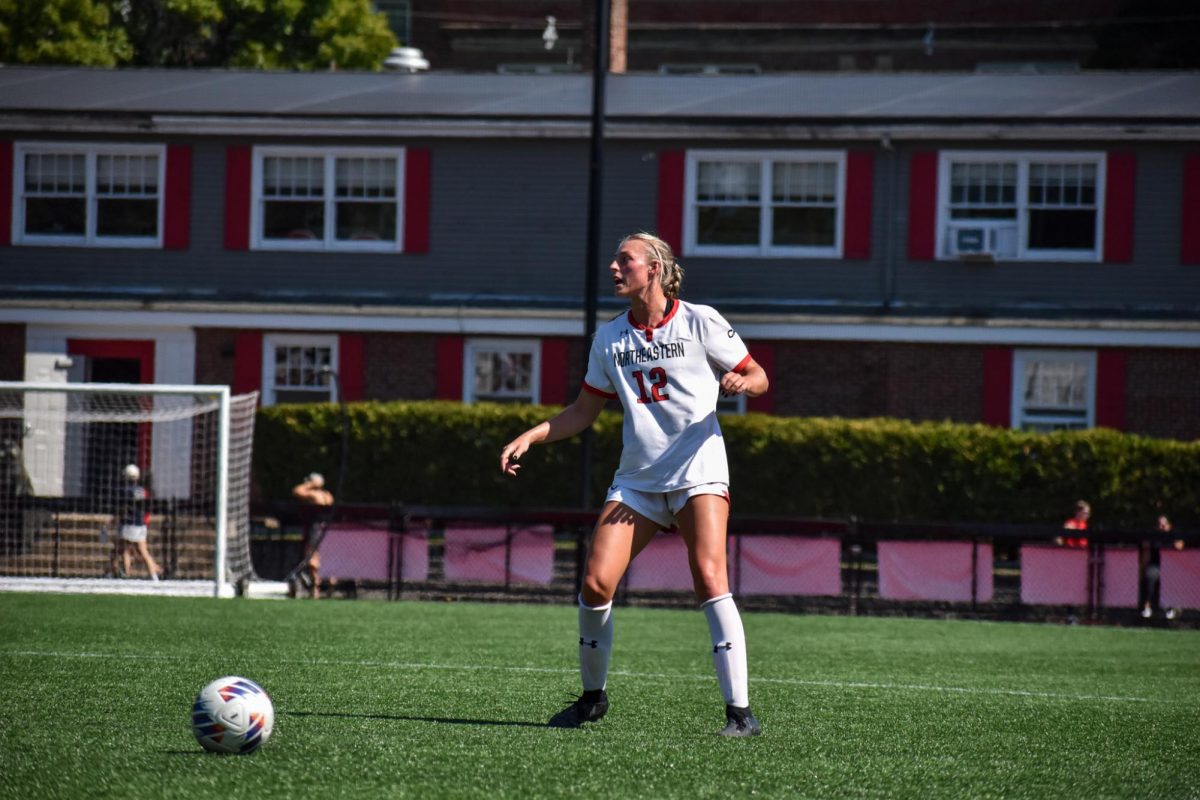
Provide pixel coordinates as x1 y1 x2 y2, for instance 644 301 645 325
1011 349 1096 432
938 151 1105 262
464 339 540 404
684 150 845 258
262 333 339 406
251 147 405 252
13 143 164 247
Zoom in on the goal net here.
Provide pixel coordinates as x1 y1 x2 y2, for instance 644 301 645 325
0 382 259 597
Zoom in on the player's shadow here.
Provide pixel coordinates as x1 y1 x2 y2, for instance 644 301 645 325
283 709 546 728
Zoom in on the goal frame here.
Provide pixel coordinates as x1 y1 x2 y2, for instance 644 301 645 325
0 381 272 598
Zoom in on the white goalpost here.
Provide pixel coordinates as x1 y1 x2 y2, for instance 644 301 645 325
0 382 279 598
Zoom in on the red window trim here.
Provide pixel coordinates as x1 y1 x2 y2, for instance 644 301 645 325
224 146 252 251
163 145 191 250
981 347 1013 428
1182 153 1200 265
657 150 685 254
0 141 12 247
843 151 873 260
907 151 938 261
404 147 431 253
1103 151 1135 264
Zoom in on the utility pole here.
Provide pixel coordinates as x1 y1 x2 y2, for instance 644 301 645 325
580 0 610 512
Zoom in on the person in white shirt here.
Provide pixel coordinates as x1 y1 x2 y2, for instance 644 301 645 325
500 231 768 736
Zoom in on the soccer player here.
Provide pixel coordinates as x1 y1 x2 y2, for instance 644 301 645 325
109 463 162 581
499 232 768 737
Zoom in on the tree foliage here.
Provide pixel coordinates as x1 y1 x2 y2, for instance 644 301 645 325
0 0 132 66
0 0 397 70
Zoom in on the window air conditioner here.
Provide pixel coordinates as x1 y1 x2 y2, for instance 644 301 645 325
947 224 1018 260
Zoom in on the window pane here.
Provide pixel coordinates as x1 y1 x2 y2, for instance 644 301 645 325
474 350 533 399
1028 209 1095 250
697 162 758 202
263 157 324 198
1029 162 1095 208
24 197 85 235
335 201 397 241
697 206 760 245
335 157 397 198
97 154 158 196
1023 360 1087 410
25 153 85 193
273 345 332 389
949 161 1015 217
263 200 324 240
772 206 835 246
97 199 158 237
772 162 835 203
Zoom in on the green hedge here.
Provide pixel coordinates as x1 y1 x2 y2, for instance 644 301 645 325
254 401 1200 527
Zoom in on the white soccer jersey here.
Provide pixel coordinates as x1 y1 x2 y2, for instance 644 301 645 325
583 299 752 492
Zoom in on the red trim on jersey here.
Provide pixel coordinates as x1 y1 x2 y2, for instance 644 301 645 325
582 381 617 400
732 354 753 374
627 298 681 342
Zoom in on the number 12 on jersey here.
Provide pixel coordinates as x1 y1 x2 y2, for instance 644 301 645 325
632 368 669 404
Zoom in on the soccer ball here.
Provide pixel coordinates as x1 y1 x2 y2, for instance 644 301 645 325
191 676 275 754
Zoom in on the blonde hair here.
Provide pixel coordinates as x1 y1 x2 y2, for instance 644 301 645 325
621 232 684 299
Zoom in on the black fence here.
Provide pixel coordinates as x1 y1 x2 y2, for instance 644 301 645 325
250 502 1199 627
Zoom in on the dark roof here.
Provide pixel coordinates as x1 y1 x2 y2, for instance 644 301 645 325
1 66 1199 123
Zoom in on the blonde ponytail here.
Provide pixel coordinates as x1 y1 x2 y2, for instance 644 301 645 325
621 232 684 298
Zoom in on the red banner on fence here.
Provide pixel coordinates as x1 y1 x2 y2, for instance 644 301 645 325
878 540 993 602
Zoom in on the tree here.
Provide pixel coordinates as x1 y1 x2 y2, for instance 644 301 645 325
1 0 397 70
0 0 132 66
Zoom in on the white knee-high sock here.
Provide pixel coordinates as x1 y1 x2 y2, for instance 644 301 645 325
701 592 749 708
578 594 613 692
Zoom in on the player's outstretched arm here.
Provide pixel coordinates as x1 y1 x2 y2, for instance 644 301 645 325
499 390 607 476
719 357 769 399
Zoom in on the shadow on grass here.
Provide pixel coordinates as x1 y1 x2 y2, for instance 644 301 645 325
282 709 547 728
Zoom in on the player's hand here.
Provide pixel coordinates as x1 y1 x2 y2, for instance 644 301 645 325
499 441 527 476
719 371 749 396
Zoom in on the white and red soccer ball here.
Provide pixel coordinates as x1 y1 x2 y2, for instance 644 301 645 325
191 676 275 754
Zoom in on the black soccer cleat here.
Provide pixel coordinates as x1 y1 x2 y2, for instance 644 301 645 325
718 705 762 738
548 689 609 728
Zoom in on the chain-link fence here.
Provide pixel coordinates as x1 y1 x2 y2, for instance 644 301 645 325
249 504 1198 624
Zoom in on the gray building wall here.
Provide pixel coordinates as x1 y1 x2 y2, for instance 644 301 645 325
2 134 1199 316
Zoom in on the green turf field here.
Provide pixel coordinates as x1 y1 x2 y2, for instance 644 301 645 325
0 593 1196 799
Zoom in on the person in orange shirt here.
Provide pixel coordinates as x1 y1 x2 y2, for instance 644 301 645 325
1057 499 1090 548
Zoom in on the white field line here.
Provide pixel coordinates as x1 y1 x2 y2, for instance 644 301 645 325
2 649 1154 704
